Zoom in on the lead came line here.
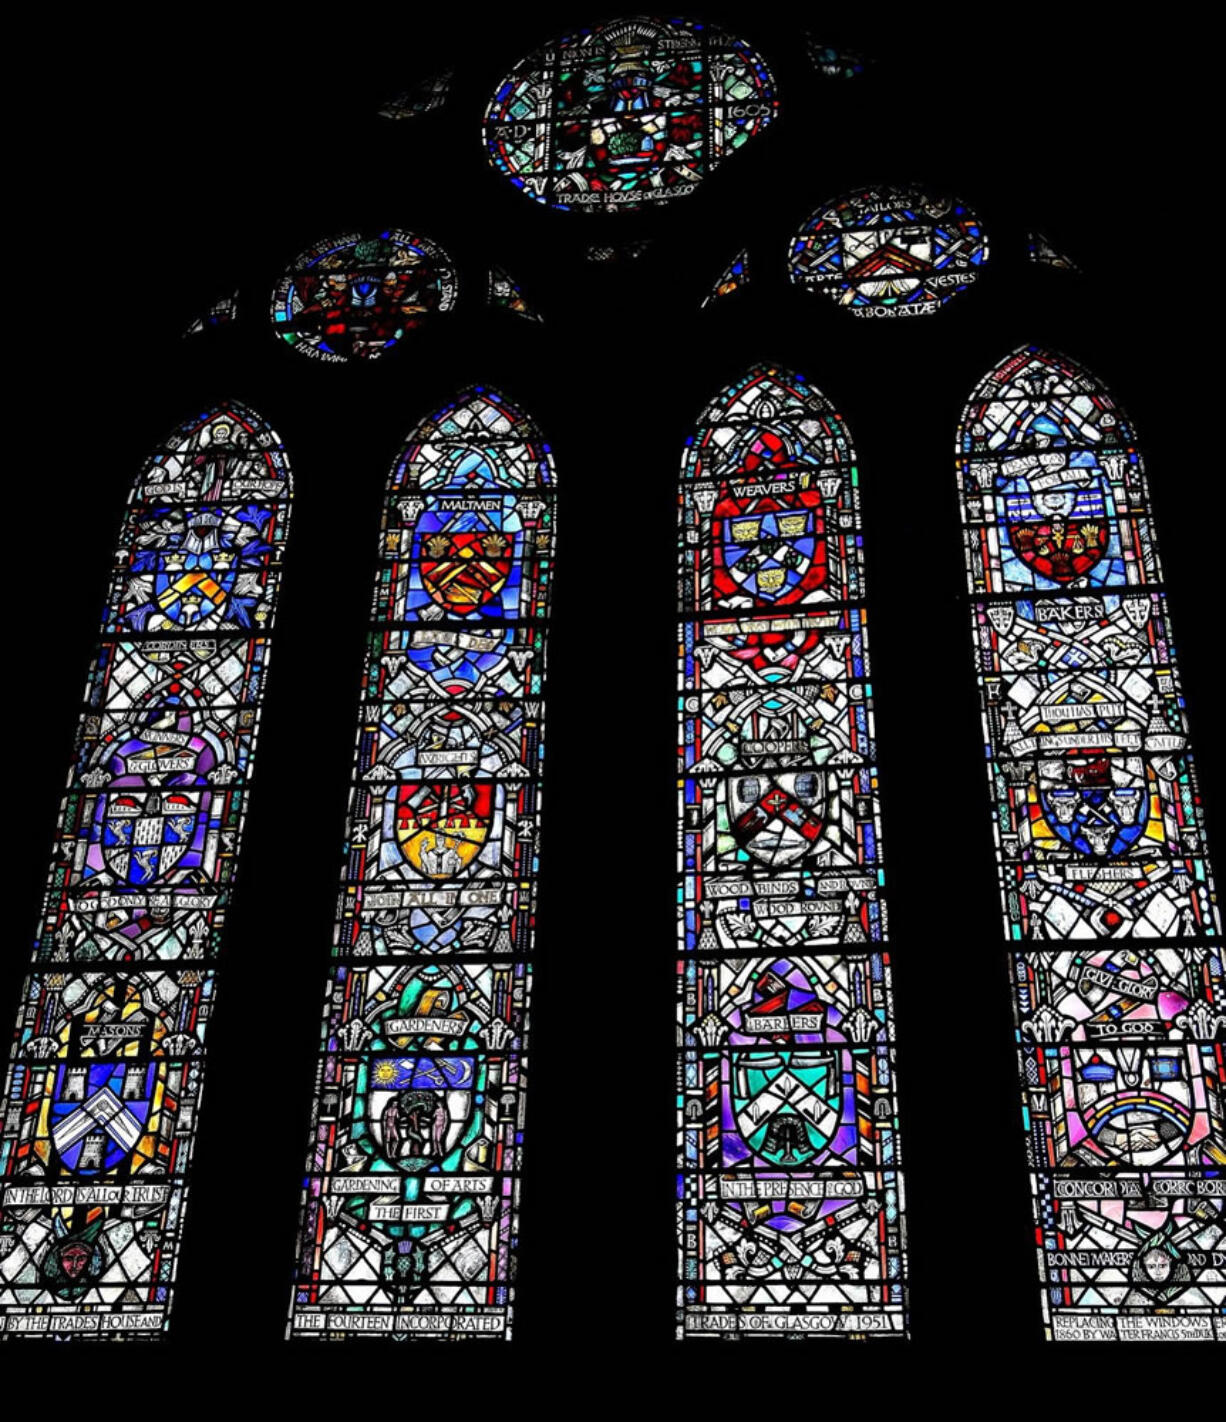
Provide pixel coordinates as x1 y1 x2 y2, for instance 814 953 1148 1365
677 364 908 1339
955 345 1224 1343
0 404 293 1338
286 387 556 1341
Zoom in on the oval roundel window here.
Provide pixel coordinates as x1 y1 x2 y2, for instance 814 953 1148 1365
483 16 777 214
271 230 457 362
788 184 989 317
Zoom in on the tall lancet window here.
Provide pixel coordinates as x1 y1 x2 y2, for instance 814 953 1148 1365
957 346 1223 1342
0 404 292 1337
677 365 907 1339
288 388 556 1340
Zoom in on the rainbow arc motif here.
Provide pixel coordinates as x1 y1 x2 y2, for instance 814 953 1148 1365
956 346 1223 1342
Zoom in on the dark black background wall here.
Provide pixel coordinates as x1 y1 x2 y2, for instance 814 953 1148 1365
10 7 1222 1391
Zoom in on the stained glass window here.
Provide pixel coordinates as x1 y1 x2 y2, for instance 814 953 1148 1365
183 290 238 337
486 265 541 322
805 39 867 78
287 388 555 1341
585 240 652 263
1028 232 1080 273
483 16 777 213
702 249 750 307
956 345 1223 1342
788 185 988 317
379 71 454 119
678 365 907 1339
0 404 292 1338
271 231 457 363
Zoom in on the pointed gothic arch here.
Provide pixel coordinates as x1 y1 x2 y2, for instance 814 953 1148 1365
956 345 1223 1342
287 387 556 1340
677 364 908 1339
0 402 292 1337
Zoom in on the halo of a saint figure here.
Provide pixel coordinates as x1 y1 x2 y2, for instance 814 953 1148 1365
483 16 778 214
788 185 989 317
271 230 457 362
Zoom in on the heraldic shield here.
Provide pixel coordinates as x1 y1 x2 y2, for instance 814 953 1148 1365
1037 754 1149 858
1003 479 1111 585
713 484 827 606
151 508 239 626
416 508 516 617
367 1055 477 1173
394 783 493 879
732 1050 843 1167
840 222 935 297
100 792 199 885
297 241 431 348
49 1062 156 1175
729 772 826 868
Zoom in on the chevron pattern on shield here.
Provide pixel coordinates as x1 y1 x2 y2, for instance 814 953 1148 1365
957 346 1222 1341
0 402 292 1338
289 386 556 1341
678 364 907 1338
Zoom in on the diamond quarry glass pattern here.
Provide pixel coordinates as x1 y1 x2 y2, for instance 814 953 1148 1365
287 388 556 1341
677 364 908 1339
0 403 292 1338
957 346 1224 1342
